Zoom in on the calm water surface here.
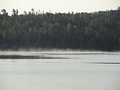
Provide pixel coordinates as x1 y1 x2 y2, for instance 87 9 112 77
0 51 120 90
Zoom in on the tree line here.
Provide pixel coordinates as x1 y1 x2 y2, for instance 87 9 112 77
0 8 120 51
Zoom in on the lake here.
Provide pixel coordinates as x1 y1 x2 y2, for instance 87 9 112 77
0 51 120 90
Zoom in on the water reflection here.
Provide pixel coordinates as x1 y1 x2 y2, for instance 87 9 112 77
0 52 120 90
0 55 66 59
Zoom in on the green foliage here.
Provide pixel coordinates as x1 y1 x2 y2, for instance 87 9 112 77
0 9 120 51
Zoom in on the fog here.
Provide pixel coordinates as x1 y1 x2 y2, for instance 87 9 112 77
0 50 120 64
0 49 120 55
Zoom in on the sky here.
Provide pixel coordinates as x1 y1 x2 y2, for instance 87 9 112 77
0 0 120 15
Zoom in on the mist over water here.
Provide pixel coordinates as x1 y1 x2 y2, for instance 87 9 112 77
0 50 120 90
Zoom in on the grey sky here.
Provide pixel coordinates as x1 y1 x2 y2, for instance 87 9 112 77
0 0 120 15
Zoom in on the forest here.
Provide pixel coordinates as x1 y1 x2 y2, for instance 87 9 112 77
0 8 120 51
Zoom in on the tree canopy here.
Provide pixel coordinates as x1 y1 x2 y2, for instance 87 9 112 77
0 8 120 51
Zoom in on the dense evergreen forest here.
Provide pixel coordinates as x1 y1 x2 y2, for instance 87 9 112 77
0 8 120 51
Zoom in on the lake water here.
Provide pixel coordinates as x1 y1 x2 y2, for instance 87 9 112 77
0 51 120 90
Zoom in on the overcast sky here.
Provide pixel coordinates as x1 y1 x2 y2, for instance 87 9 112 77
0 0 120 15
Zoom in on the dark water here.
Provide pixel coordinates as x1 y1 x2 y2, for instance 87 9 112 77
0 51 120 90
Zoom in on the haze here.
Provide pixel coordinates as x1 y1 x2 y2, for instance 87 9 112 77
0 0 120 15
